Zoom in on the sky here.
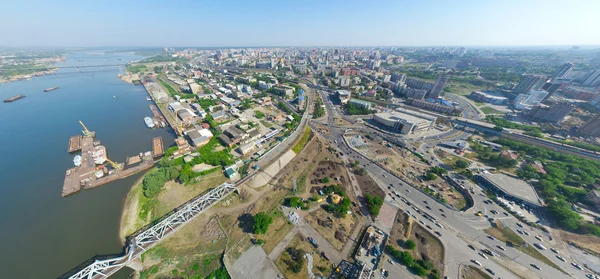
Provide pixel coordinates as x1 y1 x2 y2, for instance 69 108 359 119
1 0 600 48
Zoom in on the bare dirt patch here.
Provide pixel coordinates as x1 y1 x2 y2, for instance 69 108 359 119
276 233 332 279
304 207 359 251
462 265 493 279
354 171 385 200
560 230 600 256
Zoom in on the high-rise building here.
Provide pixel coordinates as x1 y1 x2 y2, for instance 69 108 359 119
427 75 449 99
541 82 564 102
552 63 574 79
528 102 574 123
391 72 406 83
579 114 600 137
514 90 549 109
383 74 391 83
514 74 547 94
582 70 600 87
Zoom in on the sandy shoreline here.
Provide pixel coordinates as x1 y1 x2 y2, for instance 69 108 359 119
118 169 152 243
118 72 141 84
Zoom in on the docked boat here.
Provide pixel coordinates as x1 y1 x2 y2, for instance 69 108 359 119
144 117 155 128
3 95 26 103
44 86 59 92
113 96 117 99
146 96 152 101
73 155 82 167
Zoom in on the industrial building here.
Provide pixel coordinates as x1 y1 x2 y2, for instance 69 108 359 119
474 173 543 208
514 74 547 94
514 90 549 110
579 114 600 137
373 108 436 134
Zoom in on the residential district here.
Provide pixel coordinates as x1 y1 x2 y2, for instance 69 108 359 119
56 46 600 279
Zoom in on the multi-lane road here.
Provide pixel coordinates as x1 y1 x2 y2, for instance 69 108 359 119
313 89 591 279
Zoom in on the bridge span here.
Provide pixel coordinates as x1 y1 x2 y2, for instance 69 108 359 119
59 182 237 279
18 64 127 71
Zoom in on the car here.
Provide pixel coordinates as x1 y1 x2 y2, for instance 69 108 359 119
572 263 583 270
387 186 391 190
424 200 428 204
551 248 559 254
556 255 566 262
387 259 394 265
523 231 530 236
485 268 495 275
406 210 411 215
496 245 506 251
441 213 447 218
435 231 442 236
503 212 509 216
471 260 482 266
531 264 540 270
468 244 476 251
426 206 432 210
535 235 543 241
490 210 498 215
478 252 488 259
435 223 444 229
321 252 329 261
419 220 426 225
406 189 411 193
516 223 523 228
517 229 523 234
426 225 432 230
487 236 495 240
439 208 444 212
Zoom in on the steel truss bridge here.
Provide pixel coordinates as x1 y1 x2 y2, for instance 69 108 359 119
59 182 237 279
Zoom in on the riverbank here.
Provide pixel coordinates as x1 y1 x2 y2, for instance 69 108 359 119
0 69 58 83
118 72 141 84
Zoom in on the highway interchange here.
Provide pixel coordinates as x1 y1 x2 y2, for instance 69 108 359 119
311 86 593 279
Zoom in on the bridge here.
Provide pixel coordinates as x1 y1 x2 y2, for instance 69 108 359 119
59 182 237 279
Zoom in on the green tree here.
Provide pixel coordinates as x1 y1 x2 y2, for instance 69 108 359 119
425 172 437 181
358 168 367 176
252 212 273 234
405 239 416 250
365 194 384 216
454 160 469 169
255 110 265 119
410 264 428 277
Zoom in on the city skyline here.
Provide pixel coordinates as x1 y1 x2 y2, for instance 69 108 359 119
2 0 600 47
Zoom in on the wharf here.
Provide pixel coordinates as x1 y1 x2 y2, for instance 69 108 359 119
142 82 180 135
62 136 96 196
149 104 167 127
68 135 82 153
152 137 164 157
126 156 142 165
62 131 164 196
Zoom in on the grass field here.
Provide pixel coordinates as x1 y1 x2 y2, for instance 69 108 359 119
485 222 565 273
481 106 504 115
292 125 311 154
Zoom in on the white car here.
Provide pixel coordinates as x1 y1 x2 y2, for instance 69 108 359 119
471 259 482 266
435 223 444 229
478 252 488 259
535 235 543 241
496 245 506 251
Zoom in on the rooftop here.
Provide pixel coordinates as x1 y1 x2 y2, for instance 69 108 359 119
479 172 542 207
375 110 433 125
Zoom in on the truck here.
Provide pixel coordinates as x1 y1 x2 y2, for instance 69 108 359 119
307 236 319 248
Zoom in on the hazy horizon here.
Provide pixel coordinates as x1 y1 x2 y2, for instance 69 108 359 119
2 0 600 47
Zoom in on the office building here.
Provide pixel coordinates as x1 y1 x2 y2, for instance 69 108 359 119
579 114 600 137
528 102 574 124
514 90 549 110
406 78 434 91
373 108 436 134
406 98 462 115
427 75 449 99
541 82 564 102
552 63 574 79
514 74 547 94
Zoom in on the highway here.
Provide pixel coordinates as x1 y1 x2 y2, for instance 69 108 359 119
314 89 587 279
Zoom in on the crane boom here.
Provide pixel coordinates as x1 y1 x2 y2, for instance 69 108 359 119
105 158 122 169
79 120 92 136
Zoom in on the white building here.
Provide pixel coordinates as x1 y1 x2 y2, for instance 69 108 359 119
514 89 548 110
373 108 436 135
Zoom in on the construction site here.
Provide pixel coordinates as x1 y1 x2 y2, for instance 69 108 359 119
62 121 164 197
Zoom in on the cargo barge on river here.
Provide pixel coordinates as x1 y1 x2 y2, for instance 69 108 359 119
3 95 26 103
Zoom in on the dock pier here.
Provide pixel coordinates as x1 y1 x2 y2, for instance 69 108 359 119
62 124 164 196
68 135 82 153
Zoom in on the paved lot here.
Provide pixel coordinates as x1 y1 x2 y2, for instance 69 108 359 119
231 245 281 279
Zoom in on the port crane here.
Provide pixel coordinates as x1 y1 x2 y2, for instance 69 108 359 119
105 157 122 170
79 120 93 137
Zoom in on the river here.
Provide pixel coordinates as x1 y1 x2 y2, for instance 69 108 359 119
0 50 175 278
